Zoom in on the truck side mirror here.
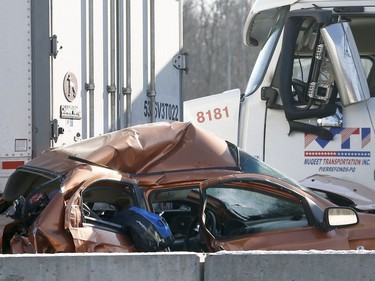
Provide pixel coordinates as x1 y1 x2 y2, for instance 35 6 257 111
321 22 370 106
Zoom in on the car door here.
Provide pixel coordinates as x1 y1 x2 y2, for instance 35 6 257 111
65 176 139 252
199 173 352 251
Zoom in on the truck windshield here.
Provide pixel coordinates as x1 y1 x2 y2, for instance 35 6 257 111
244 6 289 96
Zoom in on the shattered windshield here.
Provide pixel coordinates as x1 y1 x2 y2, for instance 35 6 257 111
239 149 301 187
206 186 304 220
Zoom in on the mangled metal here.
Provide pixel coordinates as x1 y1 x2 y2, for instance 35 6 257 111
1 122 375 253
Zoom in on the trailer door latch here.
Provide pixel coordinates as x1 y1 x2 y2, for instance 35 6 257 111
50 35 59 58
51 119 64 143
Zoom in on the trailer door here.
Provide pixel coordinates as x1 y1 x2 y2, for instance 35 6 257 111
50 0 83 147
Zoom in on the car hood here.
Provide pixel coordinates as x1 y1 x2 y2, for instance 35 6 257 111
300 174 375 211
25 122 238 174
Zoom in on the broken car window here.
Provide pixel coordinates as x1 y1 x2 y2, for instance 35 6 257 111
81 180 135 231
5 170 62 224
149 187 200 251
205 186 309 239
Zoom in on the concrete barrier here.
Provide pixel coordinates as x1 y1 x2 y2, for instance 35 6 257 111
0 252 202 281
2 251 375 281
204 250 375 281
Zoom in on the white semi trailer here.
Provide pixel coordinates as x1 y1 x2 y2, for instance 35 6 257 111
185 0 375 193
0 0 185 191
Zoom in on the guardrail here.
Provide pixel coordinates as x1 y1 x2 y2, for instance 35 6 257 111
1 250 374 281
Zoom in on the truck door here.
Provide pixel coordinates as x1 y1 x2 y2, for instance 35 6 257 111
257 9 374 189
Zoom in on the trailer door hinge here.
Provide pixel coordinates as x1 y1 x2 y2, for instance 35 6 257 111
50 35 59 58
173 53 188 74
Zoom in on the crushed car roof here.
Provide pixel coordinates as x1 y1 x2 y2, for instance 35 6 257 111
26 122 238 174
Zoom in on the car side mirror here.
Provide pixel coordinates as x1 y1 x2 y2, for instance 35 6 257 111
324 207 358 228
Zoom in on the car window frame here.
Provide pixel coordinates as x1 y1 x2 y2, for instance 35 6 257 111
204 184 310 239
80 179 139 232
199 174 316 250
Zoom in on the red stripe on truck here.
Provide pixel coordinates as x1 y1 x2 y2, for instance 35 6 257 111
2 161 24 170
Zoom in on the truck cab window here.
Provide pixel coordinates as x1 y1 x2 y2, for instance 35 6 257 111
293 57 374 101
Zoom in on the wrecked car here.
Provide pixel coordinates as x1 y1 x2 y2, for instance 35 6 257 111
1 122 375 253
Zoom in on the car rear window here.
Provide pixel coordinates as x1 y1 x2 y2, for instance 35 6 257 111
3 168 61 202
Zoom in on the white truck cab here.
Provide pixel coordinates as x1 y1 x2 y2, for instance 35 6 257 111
184 0 375 191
